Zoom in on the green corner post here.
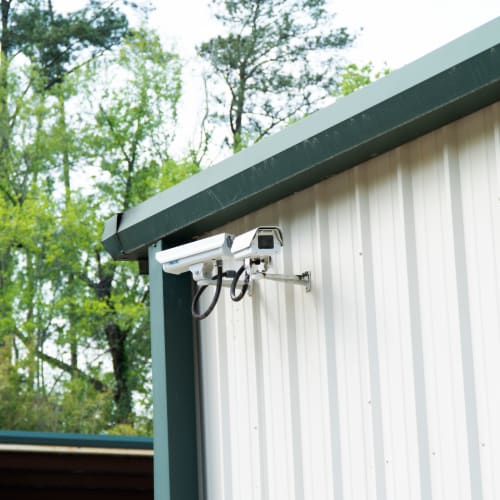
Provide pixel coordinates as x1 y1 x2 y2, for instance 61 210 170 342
148 240 200 500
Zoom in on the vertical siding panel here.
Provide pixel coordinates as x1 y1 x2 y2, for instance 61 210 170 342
222 283 238 498
250 205 284 500
262 273 296 500
293 189 333 500
256 201 296 500
214 293 234 500
199 295 231 500
411 132 472 500
225 269 253 499
277 198 305 500
330 170 376 500
240 213 262 500
362 150 423 500
354 165 386 500
398 146 433 500
198 102 500 500
442 124 482 500
314 181 344 500
250 263 269 500
226 212 265 500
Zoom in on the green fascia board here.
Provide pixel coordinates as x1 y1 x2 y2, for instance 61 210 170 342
102 17 500 261
0 430 153 449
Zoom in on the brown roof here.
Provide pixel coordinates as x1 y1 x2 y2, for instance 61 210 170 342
0 443 153 499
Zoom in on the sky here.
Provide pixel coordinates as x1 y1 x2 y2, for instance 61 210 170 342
153 0 500 68
148 0 500 158
54 0 500 159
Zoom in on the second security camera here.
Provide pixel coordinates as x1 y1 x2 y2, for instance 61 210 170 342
231 226 283 260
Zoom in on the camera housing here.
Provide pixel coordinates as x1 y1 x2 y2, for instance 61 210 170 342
231 226 283 260
155 232 234 275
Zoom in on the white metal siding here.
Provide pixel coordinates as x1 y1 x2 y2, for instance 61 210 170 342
198 101 500 500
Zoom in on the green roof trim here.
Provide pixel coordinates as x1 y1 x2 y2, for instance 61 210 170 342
103 18 500 261
0 430 153 449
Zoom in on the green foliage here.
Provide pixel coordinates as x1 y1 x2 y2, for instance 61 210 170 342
86 27 187 210
198 0 354 152
337 62 391 96
0 367 115 433
7 0 129 88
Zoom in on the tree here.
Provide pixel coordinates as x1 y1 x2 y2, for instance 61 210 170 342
0 0 132 432
7 0 129 87
88 27 194 211
0 0 129 202
198 0 354 153
74 27 194 425
0 3 198 434
0 190 116 433
336 62 390 96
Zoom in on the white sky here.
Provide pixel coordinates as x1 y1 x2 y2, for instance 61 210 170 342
153 0 500 68
149 0 500 158
54 0 500 159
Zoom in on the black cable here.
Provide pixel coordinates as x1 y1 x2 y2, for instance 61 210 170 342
230 265 249 302
191 264 223 320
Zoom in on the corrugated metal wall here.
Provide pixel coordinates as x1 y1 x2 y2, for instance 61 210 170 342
197 101 500 500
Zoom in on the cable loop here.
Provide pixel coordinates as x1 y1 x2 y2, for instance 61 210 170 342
230 265 249 302
191 264 223 320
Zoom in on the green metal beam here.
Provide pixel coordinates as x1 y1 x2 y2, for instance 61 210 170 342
0 430 153 449
148 241 200 500
102 18 500 262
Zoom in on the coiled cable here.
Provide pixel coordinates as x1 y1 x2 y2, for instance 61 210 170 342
230 265 250 302
191 263 223 320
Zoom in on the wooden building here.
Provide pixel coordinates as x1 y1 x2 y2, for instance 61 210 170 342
0 431 153 499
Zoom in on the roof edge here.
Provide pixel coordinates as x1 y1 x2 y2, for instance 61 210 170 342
0 430 153 450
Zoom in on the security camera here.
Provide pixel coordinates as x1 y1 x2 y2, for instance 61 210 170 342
229 226 310 302
231 226 283 260
229 227 283 301
155 232 234 276
156 233 237 321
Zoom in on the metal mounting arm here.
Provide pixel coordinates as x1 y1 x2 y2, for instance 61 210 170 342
254 271 312 292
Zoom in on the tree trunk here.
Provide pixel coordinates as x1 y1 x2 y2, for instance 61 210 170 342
105 322 132 423
0 0 12 191
92 261 132 424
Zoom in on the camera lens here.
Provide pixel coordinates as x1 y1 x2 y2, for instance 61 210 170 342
257 234 274 249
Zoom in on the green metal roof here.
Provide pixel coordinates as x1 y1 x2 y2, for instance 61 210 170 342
0 430 153 449
102 17 500 262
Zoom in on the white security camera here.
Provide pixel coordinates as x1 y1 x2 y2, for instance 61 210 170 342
156 233 237 320
229 226 310 302
231 226 283 260
155 232 234 276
